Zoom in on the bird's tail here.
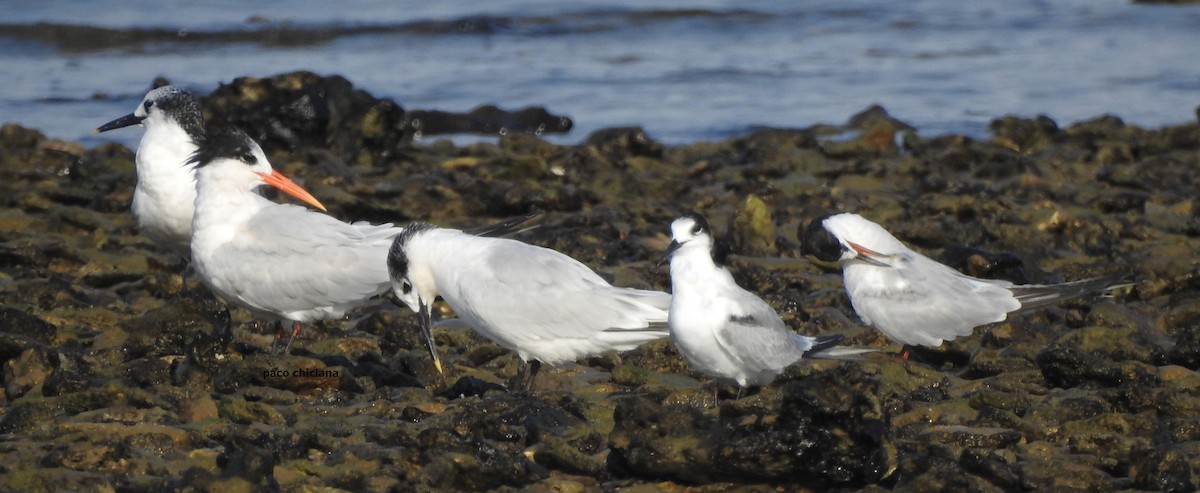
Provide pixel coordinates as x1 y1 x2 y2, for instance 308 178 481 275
595 289 672 349
1011 274 1134 312
802 334 878 360
464 210 544 238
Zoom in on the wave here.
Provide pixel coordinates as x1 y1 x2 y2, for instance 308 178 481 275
0 9 781 53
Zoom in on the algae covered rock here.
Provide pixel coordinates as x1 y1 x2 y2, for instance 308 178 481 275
0 71 1196 491
609 363 890 487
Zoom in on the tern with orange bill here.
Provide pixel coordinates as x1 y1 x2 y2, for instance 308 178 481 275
188 127 403 354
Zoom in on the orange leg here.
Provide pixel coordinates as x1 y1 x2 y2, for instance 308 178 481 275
282 322 301 355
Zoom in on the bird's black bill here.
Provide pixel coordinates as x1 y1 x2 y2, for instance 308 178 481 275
417 299 443 374
94 113 146 134
658 240 682 266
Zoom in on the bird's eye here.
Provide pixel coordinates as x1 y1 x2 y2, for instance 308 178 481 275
690 223 703 235
401 280 412 295
143 101 155 112
241 152 257 165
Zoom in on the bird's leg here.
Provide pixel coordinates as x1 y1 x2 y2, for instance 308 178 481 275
523 360 542 392
179 262 189 291
513 360 543 392
271 320 284 353
735 386 745 400
897 346 912 362
282 322 301 355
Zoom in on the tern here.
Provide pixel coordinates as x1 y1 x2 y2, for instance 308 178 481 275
94 85 206 260
386 221 671 390
189 127 403 354
801 212 1128 357
662 213 873 390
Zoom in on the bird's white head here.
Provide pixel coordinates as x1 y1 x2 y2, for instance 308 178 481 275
187 128 326 211
660 212 714 265
386 222 444 373
95 85 204 138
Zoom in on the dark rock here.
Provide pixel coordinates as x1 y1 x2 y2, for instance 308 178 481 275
0 70 1193 491
3 346 54 398
937 244 1032 284
213 354 339 395
119 289 231 358
609 364 888 486
0 308 57 344
1132 446 1199 492
584 126 665 159
436 375 506 399
988 114 1059 153
42 369 89 396
403 104 573 139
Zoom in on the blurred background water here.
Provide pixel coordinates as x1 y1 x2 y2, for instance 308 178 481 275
2 0 1198 149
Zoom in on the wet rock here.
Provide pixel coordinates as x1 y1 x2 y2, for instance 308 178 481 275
583 126 665 160
989 114 1059 154
1036 323 1166 388
0 307 58 344
42 369 89 397
403 104 573 139
436 375 507 399
818 104 914 157
609 364 888 487
119 289 231 358
4 346 54 398
0 73 1196 490
730 194 776 256
214 354 341 395
217 395 286 426
937 244 1033 284
1131 445 1199 492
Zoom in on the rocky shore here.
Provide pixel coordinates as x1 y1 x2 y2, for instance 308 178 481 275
1 72 1198 492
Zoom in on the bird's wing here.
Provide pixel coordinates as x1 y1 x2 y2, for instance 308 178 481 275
710 288 808 372
209 204 402 317
846 252 1021 346
444 239 668 343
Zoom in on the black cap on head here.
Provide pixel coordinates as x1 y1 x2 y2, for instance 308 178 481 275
187 128 257 168
681 212 710 236
799 213 844 262
149 86 205 139
387 222 437 282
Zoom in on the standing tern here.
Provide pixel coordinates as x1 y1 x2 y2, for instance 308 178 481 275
94 85 206 260
800 212 1128 357
386 221 671 390
662 213 872 390
189 127 404 354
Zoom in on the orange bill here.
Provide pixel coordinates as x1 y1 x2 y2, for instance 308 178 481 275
847 241 885 258
846 241 892 267
257 170 327 211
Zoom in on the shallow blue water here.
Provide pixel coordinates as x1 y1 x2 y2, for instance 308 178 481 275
2 0 1198 149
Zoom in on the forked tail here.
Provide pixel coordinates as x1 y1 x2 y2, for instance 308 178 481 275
1012 274 1134 312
